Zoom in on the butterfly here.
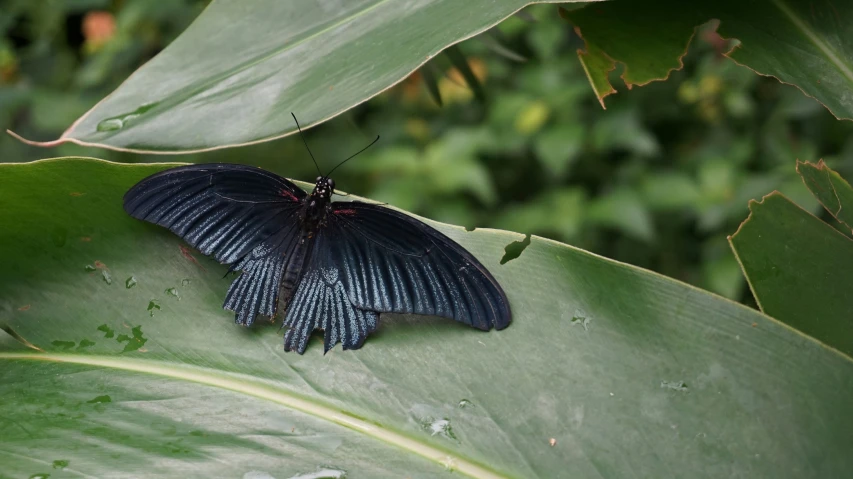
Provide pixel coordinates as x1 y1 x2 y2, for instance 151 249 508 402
123 115 510 354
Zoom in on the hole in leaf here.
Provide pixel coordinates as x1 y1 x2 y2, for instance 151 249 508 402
500 234 531 265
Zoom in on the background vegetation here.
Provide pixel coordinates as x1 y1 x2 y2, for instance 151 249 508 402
5 0 852 304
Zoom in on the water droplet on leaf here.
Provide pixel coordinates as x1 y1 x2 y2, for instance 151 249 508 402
285 468 347 479
101 270 112 285
165 287 180 300
126 276 137 289
96 118 124 131
84 264 96 272
571 314 591 331
96 102 159 132
181 278 191 287
52 460 69 470
661 380 689 392
87 395 111 404
420 417 457 441
458 399 473 408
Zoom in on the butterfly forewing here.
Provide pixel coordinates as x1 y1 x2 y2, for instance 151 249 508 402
123 164 306 264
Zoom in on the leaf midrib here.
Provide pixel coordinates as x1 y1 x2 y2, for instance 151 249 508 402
0 352 506 479
771 0 853 83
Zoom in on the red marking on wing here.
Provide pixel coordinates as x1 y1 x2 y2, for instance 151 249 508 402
280 189 299 202
334 209 356 215
180 244 207 271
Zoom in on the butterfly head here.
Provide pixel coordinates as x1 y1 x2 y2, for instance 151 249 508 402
312 176 335 199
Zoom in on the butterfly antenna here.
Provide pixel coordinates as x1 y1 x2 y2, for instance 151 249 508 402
291 112 323 177
326 135 380 177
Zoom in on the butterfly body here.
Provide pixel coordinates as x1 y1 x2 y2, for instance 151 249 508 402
124 164 510 354
298 176 335 231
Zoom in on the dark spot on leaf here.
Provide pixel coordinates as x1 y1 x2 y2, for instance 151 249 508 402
52 460 69 470
76 339 95 350
51 227 67 247
97 324 115 338
189 430 205 437
116 326 147 353
500 234 531 265
147 300 161 316
51 340 75 350
87 395 111 404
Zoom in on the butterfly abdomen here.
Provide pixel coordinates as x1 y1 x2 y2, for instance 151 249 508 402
278 230 314 311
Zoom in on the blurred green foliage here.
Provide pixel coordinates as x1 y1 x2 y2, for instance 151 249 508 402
3 2 853 303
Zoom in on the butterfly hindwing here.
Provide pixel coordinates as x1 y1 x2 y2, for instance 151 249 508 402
282 260 379 354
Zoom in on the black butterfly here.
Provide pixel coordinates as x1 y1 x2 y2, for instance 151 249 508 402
123 117 510 354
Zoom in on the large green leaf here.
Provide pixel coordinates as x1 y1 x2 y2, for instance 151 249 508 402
7 0 581 154
3 158 853 478
562 1 853 120
729 163 853 357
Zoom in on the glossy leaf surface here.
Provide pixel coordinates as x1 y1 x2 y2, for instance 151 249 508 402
10 0 581 153
2 159 853 478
